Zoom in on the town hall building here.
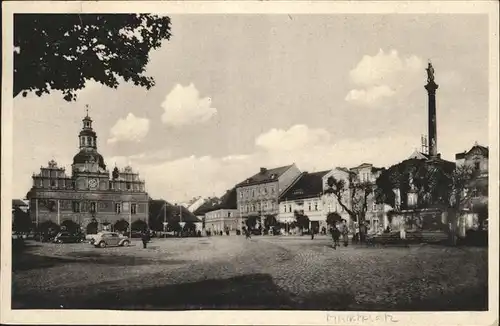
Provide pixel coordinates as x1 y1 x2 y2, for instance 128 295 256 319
26 112 149 233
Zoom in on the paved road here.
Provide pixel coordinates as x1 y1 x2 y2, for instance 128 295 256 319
12 236 488 310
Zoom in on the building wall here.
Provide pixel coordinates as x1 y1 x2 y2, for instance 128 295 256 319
28 189 149 230
279 197 323 221
205 209 240 232
236 181 279 217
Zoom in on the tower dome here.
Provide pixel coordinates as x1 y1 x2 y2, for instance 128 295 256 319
72 150 106 170
72 110 107 171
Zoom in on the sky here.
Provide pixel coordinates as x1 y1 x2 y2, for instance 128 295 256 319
13 14 489 203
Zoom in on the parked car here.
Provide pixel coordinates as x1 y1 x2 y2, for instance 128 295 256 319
53 232 85 244
91 231 130 248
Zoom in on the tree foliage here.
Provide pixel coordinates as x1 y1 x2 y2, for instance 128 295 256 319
61 219 80 233
324 174 372 223
376 159 454 209
13 208 32 232
293 210 310 230
375 159 470 211
38 220 60 233
131 219 148 231
14 14 171 101
245 216 258 230
114 219 129 232
86 220 98 234
326 212 342 226
264 214 278 229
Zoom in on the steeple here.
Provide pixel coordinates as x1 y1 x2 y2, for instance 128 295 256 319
78 105 97 150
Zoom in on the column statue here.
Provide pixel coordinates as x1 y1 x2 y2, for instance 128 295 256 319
426 61 435 83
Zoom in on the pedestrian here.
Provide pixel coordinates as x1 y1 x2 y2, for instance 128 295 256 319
331 224 340 249
311 226 315 240
341 219 349 247
399 220 406 241
141 230 149 249
359 222 367 244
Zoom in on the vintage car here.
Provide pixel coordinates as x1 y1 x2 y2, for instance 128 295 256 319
91 231 130 248
53 231 85 244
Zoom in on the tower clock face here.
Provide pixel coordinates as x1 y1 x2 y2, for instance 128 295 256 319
88 178 98 189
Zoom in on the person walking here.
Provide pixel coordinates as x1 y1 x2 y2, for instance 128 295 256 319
311 226 315 240
359 221 367 244
399 220 406 242
331 224 340 249
141 230 150 249
341 219 349 247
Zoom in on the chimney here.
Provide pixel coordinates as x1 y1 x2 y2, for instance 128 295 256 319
260 167 267 174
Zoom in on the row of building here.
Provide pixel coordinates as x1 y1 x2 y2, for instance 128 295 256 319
195 142 489 235
195 63 489 235
18 63 488 235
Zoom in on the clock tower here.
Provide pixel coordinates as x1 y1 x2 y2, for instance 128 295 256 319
28 109 149 234
71 110 108 191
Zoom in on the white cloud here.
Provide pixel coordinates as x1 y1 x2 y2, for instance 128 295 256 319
110 125 430 203
107 113 150 144
255 125 331 151
346 49 424 106
345 85 396 104
161 83 217 126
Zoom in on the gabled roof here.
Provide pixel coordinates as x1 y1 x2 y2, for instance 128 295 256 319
352 163 373 169
236 164 295 187
202 188 238 213
279 170 330 201
149 199 201 223
218 188 237 209
192 197 223 216
12 199 28 207
408 150 429 160
456 144 489 160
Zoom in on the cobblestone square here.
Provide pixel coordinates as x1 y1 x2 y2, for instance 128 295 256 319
12 236 488 310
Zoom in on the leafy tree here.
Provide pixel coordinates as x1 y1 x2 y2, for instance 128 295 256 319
375 159 455 210
245 216 258 230
14 14 171 101
131 219 148 232
377 159 483 243
61 219 80 233
86 219 98 234
38 220 60 233
293 210 310 231
324 174 373 223
263 214 278 229
326 212 342 226
12 208 32 233
114 219 129 232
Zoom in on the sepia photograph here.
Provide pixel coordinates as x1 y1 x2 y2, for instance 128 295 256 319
1 1 498 325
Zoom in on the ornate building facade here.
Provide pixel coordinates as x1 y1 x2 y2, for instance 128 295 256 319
26 113 149 232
